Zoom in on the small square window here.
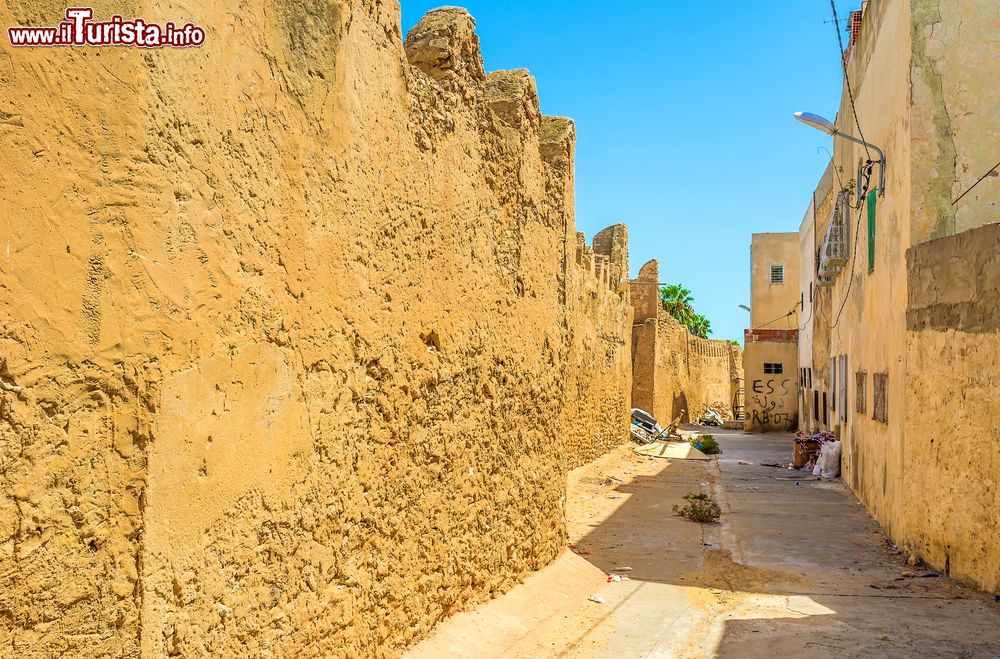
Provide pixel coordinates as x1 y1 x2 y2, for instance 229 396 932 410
770 265 784 284
763 362 783 375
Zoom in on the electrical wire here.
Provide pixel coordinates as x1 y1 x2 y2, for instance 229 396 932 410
952 159 1000 206
822 2 876 330
829 1 872 162
806 158 864 332
797 302 813 331
829 180 870 330
754 304 799 331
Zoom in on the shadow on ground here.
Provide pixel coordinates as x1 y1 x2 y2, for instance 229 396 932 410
561 429 1000 658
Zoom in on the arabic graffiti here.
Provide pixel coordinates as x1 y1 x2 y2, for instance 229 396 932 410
750 378 793 426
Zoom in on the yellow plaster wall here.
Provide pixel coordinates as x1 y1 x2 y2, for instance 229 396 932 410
817 0 1000 593
898 1 1000 591
826 0 912 544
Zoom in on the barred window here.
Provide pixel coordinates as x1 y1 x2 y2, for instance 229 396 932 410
873 372 888 423
856 371 867 415
764 362 783 374
770 265 785 284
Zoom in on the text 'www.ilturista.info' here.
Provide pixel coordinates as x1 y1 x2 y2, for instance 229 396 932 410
8 8 205 48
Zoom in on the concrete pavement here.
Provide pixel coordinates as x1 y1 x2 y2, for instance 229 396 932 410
407 431 1000 658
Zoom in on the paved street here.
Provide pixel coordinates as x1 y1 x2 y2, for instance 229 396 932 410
409 431 1000 658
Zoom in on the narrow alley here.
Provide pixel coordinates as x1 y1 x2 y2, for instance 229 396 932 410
4 2 999 655
409 431 1000 658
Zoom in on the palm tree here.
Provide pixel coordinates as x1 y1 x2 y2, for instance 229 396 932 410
660 284 695 325
688 314 712 338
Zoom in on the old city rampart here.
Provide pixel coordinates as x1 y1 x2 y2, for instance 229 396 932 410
630 260 743 425
0 3 636 655
0 2 736 655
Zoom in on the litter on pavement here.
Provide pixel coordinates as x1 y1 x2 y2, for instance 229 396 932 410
633 441 711 461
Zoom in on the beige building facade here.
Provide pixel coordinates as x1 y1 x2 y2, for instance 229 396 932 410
743 330 799 433
743 233 800 432
749 233 801 331
793 0 1000 594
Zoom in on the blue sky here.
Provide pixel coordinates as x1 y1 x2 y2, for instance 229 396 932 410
401 1 856 344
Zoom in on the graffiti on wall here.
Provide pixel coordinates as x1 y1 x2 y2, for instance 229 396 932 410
750 378 793 426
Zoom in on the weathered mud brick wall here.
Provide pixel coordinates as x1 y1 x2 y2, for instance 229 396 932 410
0 2 631 656
630 260 741 424
562 225 632 467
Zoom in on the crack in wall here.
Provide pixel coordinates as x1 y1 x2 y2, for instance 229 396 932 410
911 0 958 239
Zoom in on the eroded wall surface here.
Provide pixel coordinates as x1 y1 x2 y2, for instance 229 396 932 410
903 222 1000 593
562 225 632 467
807 0 999 595
630 261 740 425
0 2 632 655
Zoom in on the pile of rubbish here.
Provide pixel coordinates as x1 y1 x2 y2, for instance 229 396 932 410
629 409 712 461
698 408 723 427
792 430 842 478
629 408 680 444
629 408 662 443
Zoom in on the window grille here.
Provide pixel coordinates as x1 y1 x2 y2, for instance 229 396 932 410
819 193 849 282
764 363 783 375
873 372 888 423
770 265 784 284
856 371 867 414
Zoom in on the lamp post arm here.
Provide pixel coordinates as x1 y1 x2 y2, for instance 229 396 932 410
834 131 886 197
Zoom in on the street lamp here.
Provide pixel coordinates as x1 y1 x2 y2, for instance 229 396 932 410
794 111 886 197
738 305 751 313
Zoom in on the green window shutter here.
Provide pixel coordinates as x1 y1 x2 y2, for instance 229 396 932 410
867 189 877 274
